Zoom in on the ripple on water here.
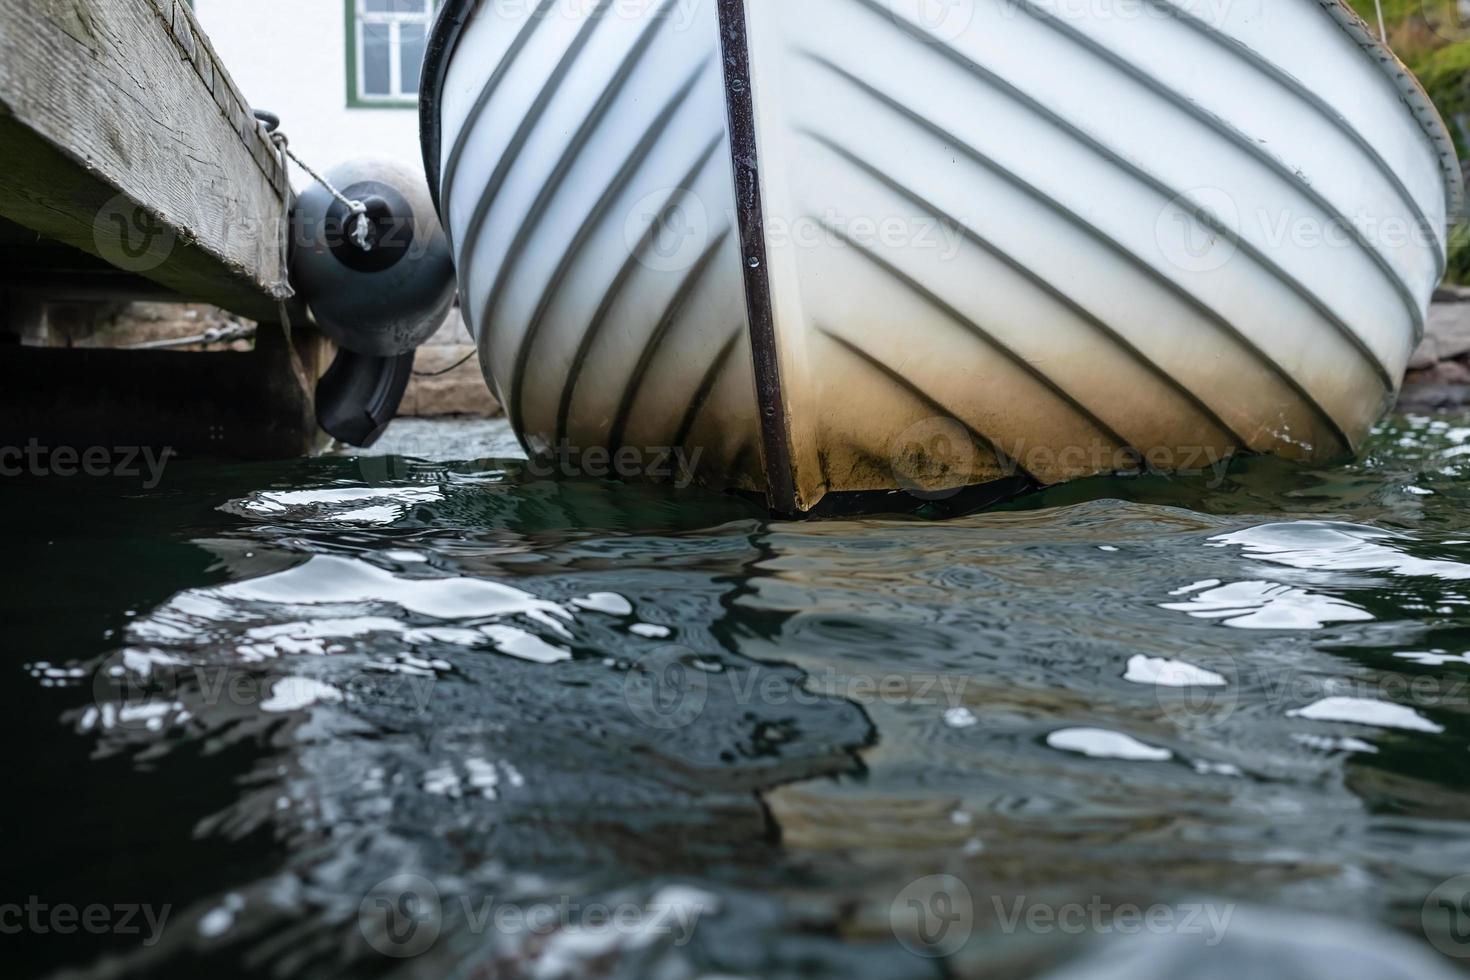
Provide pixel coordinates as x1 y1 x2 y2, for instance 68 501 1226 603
18 415 1470 977
1211 521 1470 581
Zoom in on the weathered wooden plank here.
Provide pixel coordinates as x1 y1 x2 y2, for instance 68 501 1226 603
0 0 292 321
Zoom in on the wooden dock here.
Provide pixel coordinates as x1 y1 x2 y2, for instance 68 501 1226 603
0 0 331 458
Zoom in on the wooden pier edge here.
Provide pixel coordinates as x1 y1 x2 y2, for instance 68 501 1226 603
0 0 296 324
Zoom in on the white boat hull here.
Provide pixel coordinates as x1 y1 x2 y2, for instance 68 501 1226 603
422 0 1459 513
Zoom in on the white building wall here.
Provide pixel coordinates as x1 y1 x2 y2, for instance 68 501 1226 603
193 0 426 188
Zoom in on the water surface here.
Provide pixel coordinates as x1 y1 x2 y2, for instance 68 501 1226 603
10 414 1470 978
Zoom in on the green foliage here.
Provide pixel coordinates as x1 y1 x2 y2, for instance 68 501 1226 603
1344 1 1469 144
1415 41 1470 137
1348 0 1470 280
1444 213 1470 285
1347 0 1428 25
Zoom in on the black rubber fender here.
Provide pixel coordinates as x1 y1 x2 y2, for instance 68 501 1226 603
315 347 416 448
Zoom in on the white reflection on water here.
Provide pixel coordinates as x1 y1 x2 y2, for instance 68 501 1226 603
1163 520 1470 629
480 624 571 664
78 699 189 733
237 617 409 658
1160 579 1373 629
107 550 643 705
573 592 635 616
232 487 444 524
1211 521 1470 581
1292 733 1379 755
1123 655 1227 687
943 706 979 728
219 556 565 620
1288 696 1444 734
197 894 244 939
422 757 525 801
1396 650 1470 667
260 677 344 713
1046 728 1172 762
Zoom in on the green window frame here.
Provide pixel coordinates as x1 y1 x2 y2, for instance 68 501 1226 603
345 0 436 109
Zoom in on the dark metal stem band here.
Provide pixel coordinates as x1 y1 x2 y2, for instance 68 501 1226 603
716 0 798 515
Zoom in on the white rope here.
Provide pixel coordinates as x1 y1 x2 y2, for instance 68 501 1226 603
1374 0 1387 44
264 130 296 305
262 127 297 341
269 131 372 253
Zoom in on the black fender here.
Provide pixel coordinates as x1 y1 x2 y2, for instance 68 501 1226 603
315 348 417 447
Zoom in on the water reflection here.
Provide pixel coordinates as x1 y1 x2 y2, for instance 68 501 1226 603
1160 579 1375 629
7 413 1470 977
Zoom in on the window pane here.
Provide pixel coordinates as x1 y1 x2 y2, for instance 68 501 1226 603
361 23 391 96
399 23 426 96
363 0 427 13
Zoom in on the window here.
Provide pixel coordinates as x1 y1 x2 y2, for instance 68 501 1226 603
347 0 435 108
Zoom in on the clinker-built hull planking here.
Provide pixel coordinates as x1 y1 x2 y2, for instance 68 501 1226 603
423 0 1460 514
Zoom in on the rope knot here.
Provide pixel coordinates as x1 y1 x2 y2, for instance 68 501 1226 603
260 111 374 254
346 202 372 252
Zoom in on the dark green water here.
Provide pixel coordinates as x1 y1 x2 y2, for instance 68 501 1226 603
10 415 1470 978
